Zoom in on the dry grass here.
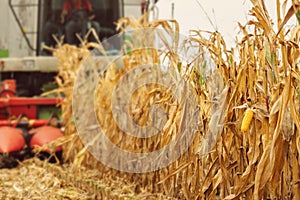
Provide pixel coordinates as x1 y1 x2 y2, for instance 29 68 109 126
0 158 173 200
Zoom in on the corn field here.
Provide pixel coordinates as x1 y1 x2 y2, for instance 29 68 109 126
5 0 299 199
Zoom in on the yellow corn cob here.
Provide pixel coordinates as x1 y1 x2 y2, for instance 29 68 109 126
241 108 254 132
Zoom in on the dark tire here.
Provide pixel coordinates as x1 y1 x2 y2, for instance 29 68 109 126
0 154 19 169
35 150 63 164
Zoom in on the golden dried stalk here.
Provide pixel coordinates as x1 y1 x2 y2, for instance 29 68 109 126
49 1 300 199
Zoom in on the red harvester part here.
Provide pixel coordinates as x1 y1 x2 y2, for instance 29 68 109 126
0 126 25 153
1 79 17 97
0 119 62 127
29 126 63 152
2 80 16 91
0 97 62 120
0 79 63 161
0 79 62 119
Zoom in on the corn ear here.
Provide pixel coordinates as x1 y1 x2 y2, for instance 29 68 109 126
241 108 254 132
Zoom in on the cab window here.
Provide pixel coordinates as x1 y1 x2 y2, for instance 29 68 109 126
40 0 121 54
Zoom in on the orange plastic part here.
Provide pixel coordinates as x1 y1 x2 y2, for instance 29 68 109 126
30 126 63 152
0 126 25 153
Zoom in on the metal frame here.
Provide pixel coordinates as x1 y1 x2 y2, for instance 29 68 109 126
8 0 37 52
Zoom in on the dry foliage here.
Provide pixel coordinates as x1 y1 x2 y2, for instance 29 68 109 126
45 1 300 199
0 158 172 200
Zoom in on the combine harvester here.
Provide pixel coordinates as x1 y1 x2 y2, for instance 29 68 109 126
0 79 63 168
0 0 143 167
0 0 162 167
